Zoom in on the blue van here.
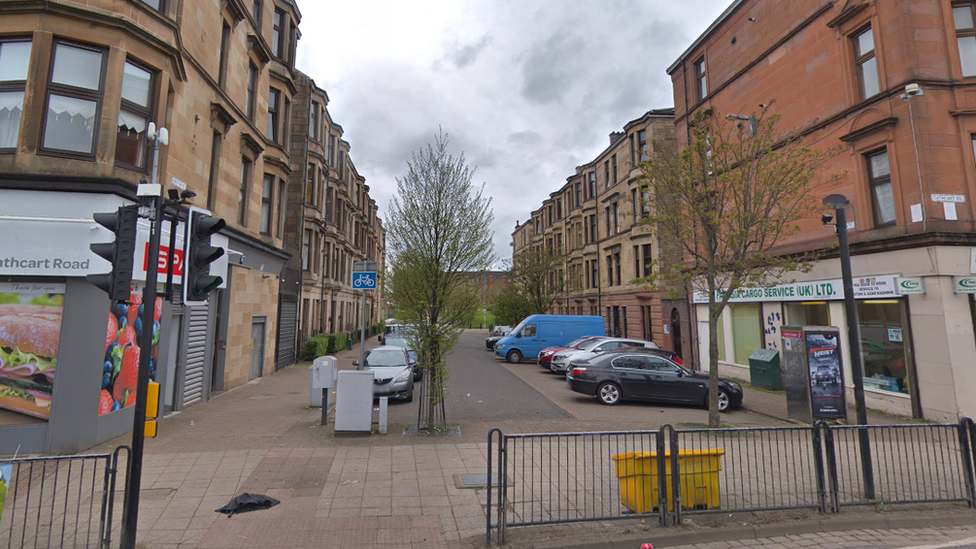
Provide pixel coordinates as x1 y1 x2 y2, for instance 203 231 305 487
493 314 606 363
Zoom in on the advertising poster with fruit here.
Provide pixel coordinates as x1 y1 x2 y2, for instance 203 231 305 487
0 282 65 424
100 283 162 416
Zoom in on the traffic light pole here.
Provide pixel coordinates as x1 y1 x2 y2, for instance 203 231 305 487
120 189 163 549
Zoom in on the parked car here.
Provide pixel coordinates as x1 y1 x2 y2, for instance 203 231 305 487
383 335 422 381
537 336 606 368
492 325 513 337
494 315 607 363
353 345 414 402
550 337 660 374
566 348 743 411
813 365 838 386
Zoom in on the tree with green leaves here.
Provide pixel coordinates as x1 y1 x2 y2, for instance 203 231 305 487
385 130 495 431
489 284 536 327
638 106 841 427
508 245 572 315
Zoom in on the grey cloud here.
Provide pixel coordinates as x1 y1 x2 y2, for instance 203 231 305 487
506 131 542 146
519 33 579 105
437 34 492 69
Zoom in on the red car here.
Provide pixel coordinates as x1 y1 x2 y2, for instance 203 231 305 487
537 336 606 369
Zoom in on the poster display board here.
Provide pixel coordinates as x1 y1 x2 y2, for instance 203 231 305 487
805 330 847 420
0 282 65 424
99 282 162 416
780 326 847 423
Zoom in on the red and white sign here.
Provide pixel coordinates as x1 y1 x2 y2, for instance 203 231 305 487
142 243 184 277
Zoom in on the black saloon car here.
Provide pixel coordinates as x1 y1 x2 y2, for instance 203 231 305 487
566 348 743 411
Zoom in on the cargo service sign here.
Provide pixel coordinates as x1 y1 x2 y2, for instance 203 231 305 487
692 275 903 304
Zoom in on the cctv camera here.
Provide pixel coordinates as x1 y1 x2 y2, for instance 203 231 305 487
181 189 197 200
821 213 834 226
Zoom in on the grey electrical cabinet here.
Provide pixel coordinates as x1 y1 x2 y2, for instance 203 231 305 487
310 356 338 407
335 370 374 432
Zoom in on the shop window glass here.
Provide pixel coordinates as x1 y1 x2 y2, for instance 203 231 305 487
785 302 830 326
0 40 31 150
730 303 762 365
857 300 909 394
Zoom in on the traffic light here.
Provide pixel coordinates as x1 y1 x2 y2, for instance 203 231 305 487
184 210 226 303
88 205 139 302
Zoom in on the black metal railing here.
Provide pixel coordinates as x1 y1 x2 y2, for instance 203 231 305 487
1 446 128 549
486 420 976 546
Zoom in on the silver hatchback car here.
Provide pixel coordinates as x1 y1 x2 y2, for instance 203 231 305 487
353 345 414 402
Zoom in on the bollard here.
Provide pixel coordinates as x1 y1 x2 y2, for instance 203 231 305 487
378 396 388 434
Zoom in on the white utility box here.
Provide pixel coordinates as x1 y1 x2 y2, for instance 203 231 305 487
310 356 338 407
334 370 374 432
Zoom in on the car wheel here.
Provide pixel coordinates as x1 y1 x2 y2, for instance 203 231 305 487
507 349 522 364
715 390 730 412
597 382 621 406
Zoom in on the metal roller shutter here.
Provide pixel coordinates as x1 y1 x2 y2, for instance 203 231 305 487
182 305 209 407
276 297 298 369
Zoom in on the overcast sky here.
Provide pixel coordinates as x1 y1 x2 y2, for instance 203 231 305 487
295 0 733 267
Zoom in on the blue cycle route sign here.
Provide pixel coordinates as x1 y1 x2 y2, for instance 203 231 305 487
352 271 377 290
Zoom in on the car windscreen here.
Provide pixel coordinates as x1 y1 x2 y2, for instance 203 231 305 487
361 350 407 368
578 338 604 351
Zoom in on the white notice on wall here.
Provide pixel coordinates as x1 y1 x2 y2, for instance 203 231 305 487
945 202 958 221
911 203 922 223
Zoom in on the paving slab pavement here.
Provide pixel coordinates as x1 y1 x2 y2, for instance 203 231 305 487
78 330 941 548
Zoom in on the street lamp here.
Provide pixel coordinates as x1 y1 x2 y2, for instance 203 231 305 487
822 193 875 500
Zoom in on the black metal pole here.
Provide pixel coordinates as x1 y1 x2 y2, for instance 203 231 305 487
121 190 164 549
833 202 875 500
163 207 178 300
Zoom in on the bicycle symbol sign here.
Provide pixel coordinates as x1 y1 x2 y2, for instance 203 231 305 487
352 271 377 290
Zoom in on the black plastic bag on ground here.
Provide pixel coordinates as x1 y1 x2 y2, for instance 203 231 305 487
215 493 280 517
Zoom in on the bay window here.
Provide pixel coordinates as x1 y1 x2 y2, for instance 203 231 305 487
0 39 31 150
116 60 153 169
42 42 106 156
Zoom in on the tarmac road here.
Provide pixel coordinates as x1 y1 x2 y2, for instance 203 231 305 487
385 330 574 424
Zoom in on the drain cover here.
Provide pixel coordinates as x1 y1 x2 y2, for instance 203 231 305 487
453 473 504 489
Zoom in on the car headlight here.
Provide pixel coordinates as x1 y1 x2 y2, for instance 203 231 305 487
395 372 410 383
496 344 505 349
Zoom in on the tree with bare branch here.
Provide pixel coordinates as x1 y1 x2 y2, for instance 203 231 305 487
386 129 495 431
639 106 841 427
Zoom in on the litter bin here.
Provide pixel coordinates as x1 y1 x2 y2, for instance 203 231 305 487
611 449 724 513
346 338 353 351
748 348 782 390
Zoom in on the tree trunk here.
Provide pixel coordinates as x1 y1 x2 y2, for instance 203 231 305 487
706 275 721 428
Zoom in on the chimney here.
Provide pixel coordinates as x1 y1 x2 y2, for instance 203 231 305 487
610 131 625 145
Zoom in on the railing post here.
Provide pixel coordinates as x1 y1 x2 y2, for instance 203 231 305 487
959 418 976 509
822 423 840 513
486 428 501 547
669 426 682 525
812 421 828 514
499 435 508 545
103 446 130 549
657 425 670 526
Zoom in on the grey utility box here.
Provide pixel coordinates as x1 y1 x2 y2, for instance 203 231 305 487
334 370 374 432
310 356 338 407
748 348 782 390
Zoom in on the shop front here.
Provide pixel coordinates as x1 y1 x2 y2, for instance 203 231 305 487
694 273 926 419
0 189 183 455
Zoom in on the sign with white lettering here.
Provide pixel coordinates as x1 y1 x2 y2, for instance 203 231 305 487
0 218 99 276
954 276 976 294
895 277 925 295
931 194 966 203
692 275 900 304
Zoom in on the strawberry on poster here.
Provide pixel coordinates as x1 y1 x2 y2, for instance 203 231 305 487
98 282 162 416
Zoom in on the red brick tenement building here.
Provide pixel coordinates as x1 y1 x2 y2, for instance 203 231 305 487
669 0 976 421
511 110 686 356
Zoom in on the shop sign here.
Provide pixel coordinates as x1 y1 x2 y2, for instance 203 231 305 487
953 276 976 294
0 218 101 276
895 277 925 295
692 275 900 304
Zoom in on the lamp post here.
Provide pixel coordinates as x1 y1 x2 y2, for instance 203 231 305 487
822 194 875 500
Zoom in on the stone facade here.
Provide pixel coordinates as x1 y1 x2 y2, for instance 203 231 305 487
511 110 680 352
